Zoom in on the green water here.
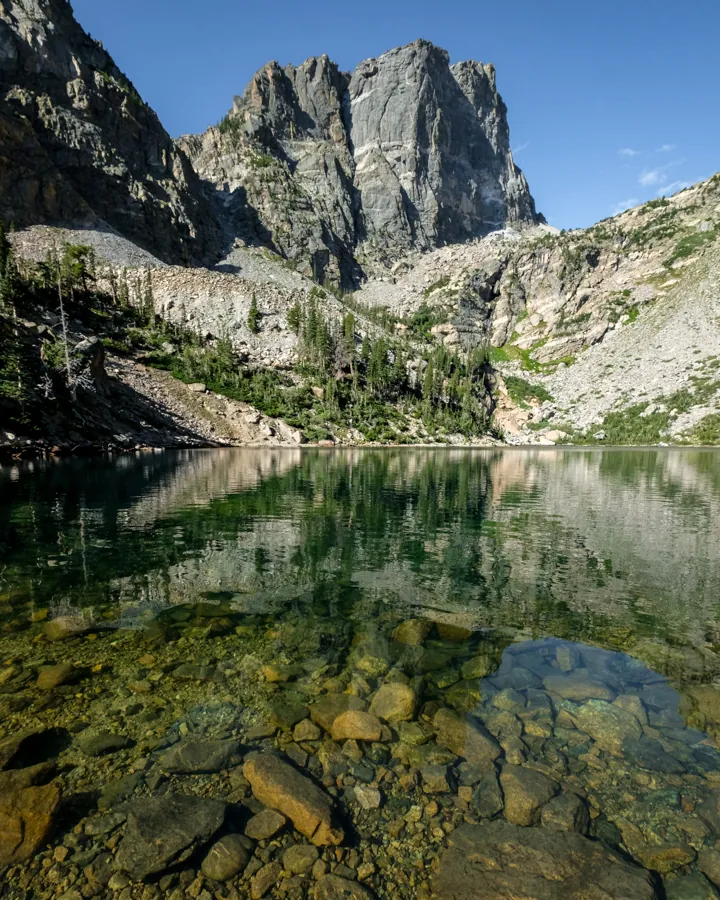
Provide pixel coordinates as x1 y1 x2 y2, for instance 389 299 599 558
1 447 720 897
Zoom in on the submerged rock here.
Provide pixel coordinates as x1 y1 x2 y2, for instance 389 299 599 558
544 673 615 701
436 623 473 642
294 719 322 742
461 654 496 679
251 860 282 899
699 849 720 888
349 637 391 677
77 731 133 757
159 738 243 774
269 697 310 731
0 773 61 865
245 808 286 840
636 844 696 876
114 794 226 881
421 764 451 793
470 767 504 819
244 753 344 846
36 662 76 690
310 695 367 732
432 820 659 899
564 699 642 752
622 738 686 775
369 683 417 722
354 785 381 809
555 644 581 671
541 791 590 834
314 874 376 899
500 765 558 826
43 616 90 642
433 708 501 765
283 843 319 874
331 710 382 743
392 619 432 646
664 874 719 900
201 834 250 882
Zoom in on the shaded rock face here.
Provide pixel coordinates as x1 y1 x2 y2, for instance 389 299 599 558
182 39 539 285
0 0 221 264
432 821 660 900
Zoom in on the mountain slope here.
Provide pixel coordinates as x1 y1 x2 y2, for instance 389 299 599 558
354 173 720 443
0 2 717 449
0 0 222 264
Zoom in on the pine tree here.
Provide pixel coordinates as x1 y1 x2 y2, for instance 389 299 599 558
0 255 17 314
56 259 73 396
315 319 332 371
361 335 371 368
247 293 261 334
392 347 406 392
287 302 302 333
343 312 356 352
305 302 318 347
118 269 130 307
107 265 118 307
143 269 155 325
0 222 11 277
422 359 435 403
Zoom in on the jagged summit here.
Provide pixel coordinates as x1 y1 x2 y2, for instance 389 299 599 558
182 38 540 285
0 1 538 282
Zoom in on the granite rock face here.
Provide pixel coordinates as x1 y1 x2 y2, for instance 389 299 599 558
0 0 222 264
182 40 539 285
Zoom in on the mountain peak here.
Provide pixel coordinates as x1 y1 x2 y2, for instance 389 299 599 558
187 40 538 285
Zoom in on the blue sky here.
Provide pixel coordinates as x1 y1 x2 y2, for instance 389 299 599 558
71 0 719 230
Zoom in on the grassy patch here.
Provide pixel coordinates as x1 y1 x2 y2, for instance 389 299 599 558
248 153 276 169
570 403 671 445
423 276 450 298
504 376 552 407
489 339 574 374
643 198 670 211
569 377 720 445
665 377 720 412
406 303 446 340
686 414 720 444
664 228 718 267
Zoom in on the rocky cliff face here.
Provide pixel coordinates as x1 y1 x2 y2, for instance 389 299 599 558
181 40 539 286
0 0 222 264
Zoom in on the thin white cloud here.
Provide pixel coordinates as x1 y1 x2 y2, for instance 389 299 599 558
639 169 663 186
657 144 676 153
619 147 642 158
612 198 639 215
656 180 690 196
639 159 685 186
512 142 530 156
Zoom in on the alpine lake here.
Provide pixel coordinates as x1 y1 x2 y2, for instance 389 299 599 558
1 447 720 900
